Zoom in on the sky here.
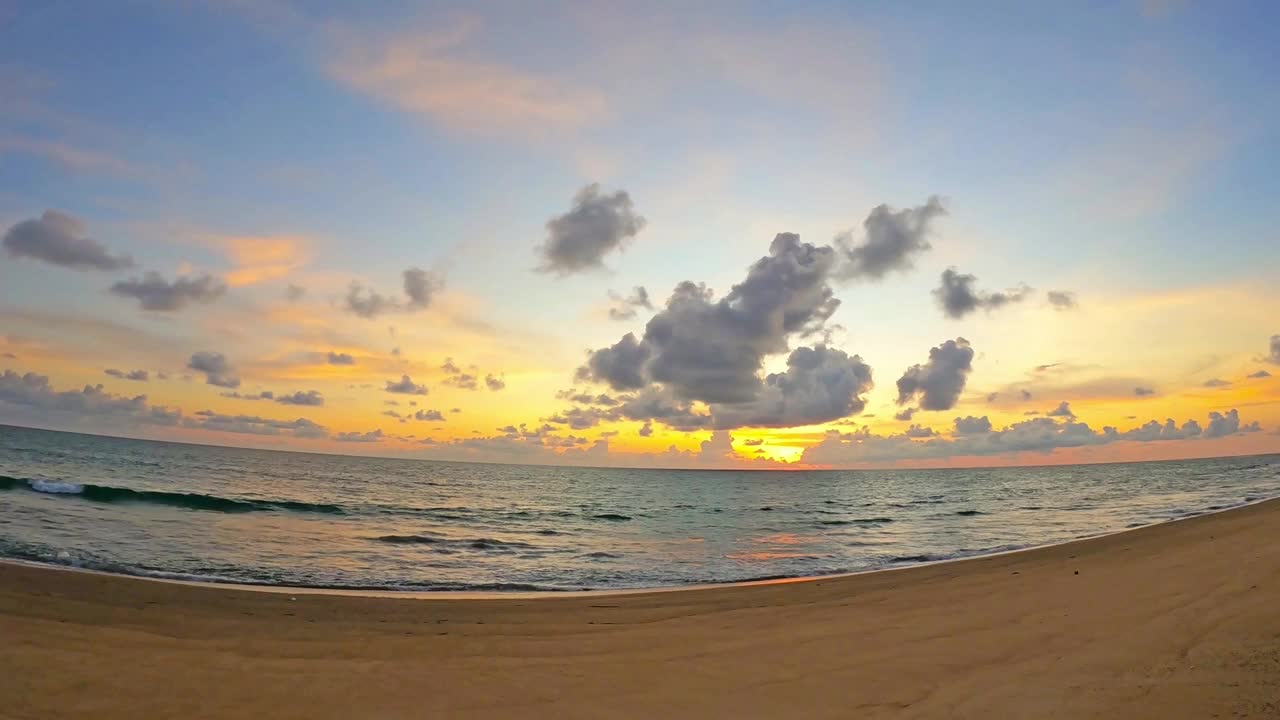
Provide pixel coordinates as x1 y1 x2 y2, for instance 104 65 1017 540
1 0 1278 469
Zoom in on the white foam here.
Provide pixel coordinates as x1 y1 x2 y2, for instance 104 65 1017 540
29 480 84 495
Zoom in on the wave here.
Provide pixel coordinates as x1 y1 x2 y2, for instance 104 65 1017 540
373 534 538 551
819 517 894 526
592 513 633 521
955 509 986 516
0 475 344 515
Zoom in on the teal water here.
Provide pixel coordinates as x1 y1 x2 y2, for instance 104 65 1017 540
2 424 1278 591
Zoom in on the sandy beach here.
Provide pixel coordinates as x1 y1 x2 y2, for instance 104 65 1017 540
3 500 1279 719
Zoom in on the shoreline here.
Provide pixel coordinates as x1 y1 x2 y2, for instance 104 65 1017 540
5 495 1280 717
3 492 1274 600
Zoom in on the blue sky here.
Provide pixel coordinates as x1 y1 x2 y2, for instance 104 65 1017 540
1 0 1277 467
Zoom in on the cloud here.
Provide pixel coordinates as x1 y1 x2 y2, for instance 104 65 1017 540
0 369 167 423
334 429 385 443
1267 335 1280 365
1248 370 1272 379
2 210 133 271
638 421 653 437
833 196 945 281
344 269 443 319
1046 291 1078 310
187 352 240 388
1021 389 1033 401
443 372 478 390
326 351 355 365
110 273 226 311
219 235 310 287
953 415 993 435
1047 401 1076 419
581 233 840 405
414 409 445 421
104 368 148 382
403 267 443 309
537 184 646 275
904 425 935 438
184 410 328 439
484 373 506 391
285 283 306 302
707 345 873 429
1134 386 1156 396
894 408 916 421
895 338 974 411
933 268 1031 319
220 391 273 401
608 286 653 321
803 408 1263 466
328 18 608 138
275 390 324 407
1202 378 1232 388
385 374 428 395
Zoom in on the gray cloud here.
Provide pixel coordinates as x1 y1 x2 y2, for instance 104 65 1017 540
1267 335 1280 365
707 345 873 429
1047 401 1076 419
933 268 1031 319
334 429 384 443
187 352 240 388
833 196 945 281
443 372 478 390
537 184 646 275
638 421 653 437
185 410 328 439
904 424 935 438
581 234 840 405
326 351 355 365
1021 389 1033 400
275 390 324 407
110 272 226 312
220 391 273 400
953 415 992 435
385 374 428 395
344 283 398 319
285 283 306 302
1203 378 1231 388
803 408 1262 466
894 408 916 421
1248 370 1272 379
0 369 162 422
105 368 149 382
1134 386 1156 396
895 338 974 411
3 210 133 271
484 373 506 391
608 286 653 321
403 267 443 309
414 409 445 421
1046 291 1078 310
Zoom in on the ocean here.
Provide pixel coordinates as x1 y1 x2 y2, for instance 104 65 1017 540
2 424 1278 592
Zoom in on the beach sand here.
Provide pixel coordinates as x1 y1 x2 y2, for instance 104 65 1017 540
3 500 1279 719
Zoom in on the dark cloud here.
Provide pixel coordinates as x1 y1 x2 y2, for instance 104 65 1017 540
537 184 646 275
1267 335 1280 365
544 406 619 430
220 390 273 401
344 283 398 319
985 392 998 403
104 368 148 382
803 408 1263 465
275 390 324 406
894 408 916 421
833 196 945 281
326 351 355 365
285 283 306 302
0 369 162 422
1047 401 1076 419
403 267 443 309
414 409 445 422
584 234 840 404
484 373 506 391
334 429 384 443
2 210 133 271
1134 386 1156 396
443 372 478 390
895 338 974 411
933 268 1031 319
613 386 711 431
110 272 226 312
1046 291 1078 310
1248 370 1272 379
636 421 654 437
707 345 873 429
185 410 327 439
1020 389 1033 400
904 424 935 438
1202 378 1232 388
385 375 428 395
608 286 653 321
953 415 992 435
187 352 240 388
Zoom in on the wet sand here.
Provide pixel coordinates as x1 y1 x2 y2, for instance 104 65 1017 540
3 499 1279 719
